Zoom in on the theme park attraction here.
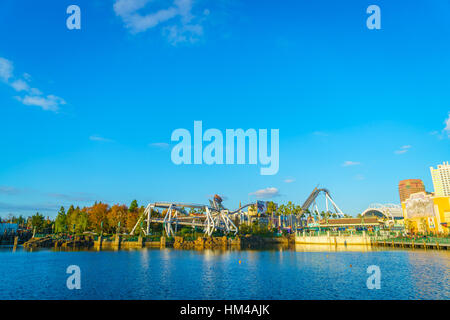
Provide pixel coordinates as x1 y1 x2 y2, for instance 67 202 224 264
131 188 349 237
130 195 239 237
300 187 345 218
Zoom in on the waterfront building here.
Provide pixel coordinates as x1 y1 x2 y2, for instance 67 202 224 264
318 217 382 229
398 179 425 203
401 191 450 235
430 161 450 197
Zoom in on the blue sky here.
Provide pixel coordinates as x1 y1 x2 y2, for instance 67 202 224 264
0 0 449 218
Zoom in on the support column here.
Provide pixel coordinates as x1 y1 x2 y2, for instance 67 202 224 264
114 234 121 250
96 235 103 250
138 235 143 248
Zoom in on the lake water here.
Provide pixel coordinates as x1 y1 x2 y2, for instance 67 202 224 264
0 245 448 300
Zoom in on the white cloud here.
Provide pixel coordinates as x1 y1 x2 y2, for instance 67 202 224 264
23 73 32 81
342 161 360 167
30 88 43 95
1 56 66 112
444 113 450 137
164 23 203 45
11 79 30 92
90 135 114 142
354 174 365 181
284 178 295 183
0 58 13 82
15 95 66 112
249 187 280 199
0 186 20 195
114 0 206 44
394 145 411 155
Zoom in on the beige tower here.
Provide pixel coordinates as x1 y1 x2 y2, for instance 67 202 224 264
430 162 450 197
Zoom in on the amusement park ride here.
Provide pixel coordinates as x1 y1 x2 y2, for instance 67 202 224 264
301 187 345 218
131 188 346 237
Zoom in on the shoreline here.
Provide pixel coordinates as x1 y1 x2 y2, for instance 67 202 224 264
18 234 450 252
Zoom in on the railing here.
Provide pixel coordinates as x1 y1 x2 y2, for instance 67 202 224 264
297 230 374 237
122 236 140 242
371 236 450 244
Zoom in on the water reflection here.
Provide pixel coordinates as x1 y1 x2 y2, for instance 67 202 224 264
0 246 448 299
294 244 373 252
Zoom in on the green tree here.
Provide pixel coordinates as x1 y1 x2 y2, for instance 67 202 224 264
266 201 277 215
266 201 277 228
54 206 67 233
66 205 78 233
31 212 45 233
77 208 89 233
129 200 138 212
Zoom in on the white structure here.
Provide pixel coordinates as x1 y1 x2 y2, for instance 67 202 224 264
361 203 403 222
301 188 345 218
131 201 238 237
430 161 450 197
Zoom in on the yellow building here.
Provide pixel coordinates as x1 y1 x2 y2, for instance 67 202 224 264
402 192 450 235
430 161 450 197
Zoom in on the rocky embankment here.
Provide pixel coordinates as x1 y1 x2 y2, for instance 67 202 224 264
173 234 293 250
23 235 94 249
173 236 229 249
23 234 294 250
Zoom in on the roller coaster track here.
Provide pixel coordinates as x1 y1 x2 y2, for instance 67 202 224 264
131 187 345 237
131 201 242 237
301 187 344 217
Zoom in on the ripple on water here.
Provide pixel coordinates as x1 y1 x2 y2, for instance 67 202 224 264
0 247 448 300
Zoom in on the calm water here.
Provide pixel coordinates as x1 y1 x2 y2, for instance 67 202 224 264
0 245 448 300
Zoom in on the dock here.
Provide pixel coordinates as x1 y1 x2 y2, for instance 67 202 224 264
295 231 450 250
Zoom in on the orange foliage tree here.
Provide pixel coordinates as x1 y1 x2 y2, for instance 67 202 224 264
87 202 109 233
107 204 128 233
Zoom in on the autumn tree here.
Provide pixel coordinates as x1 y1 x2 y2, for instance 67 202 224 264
126 205 146 234
107 204 128 233
87 202 109 233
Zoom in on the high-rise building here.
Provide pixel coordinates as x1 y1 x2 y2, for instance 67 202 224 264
430 161 450 197
398 179 425 203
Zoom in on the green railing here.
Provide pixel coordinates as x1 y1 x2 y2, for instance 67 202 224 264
372 236 450 244
122 236 139 242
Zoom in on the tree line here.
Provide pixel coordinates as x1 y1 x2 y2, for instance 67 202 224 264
1 200 145 234
1 200 354 235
